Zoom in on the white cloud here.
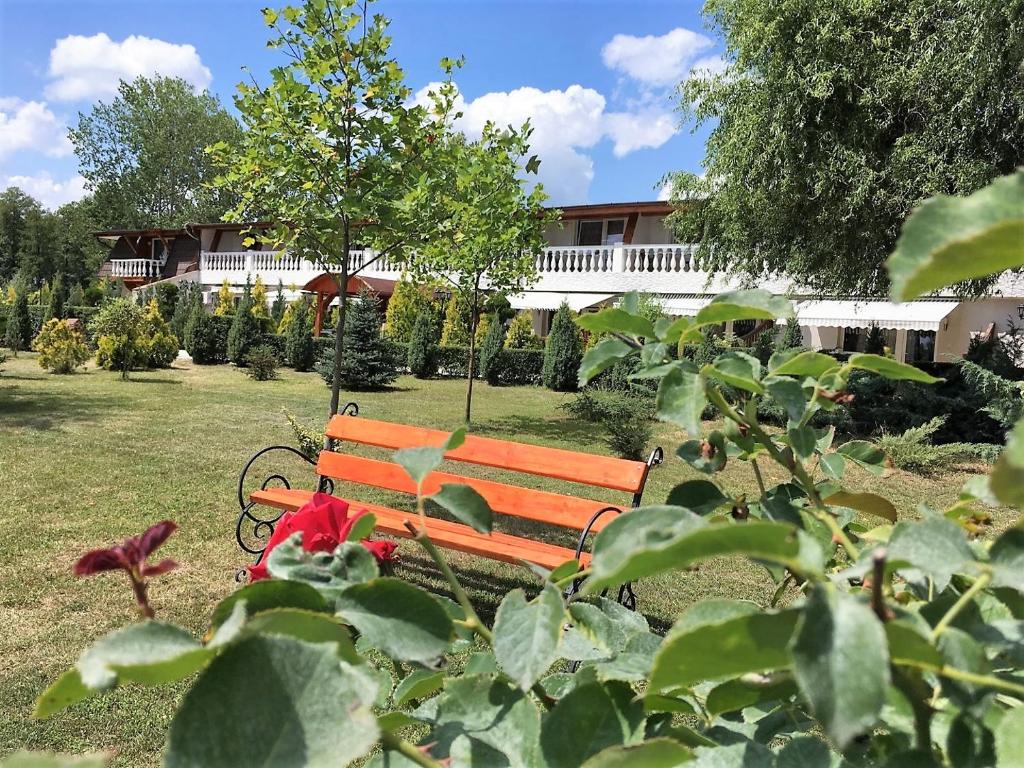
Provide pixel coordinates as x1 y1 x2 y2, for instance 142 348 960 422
602 28 716 87
657 179 674 201
414 83 675 203
0 171 87 209
0 98 73 161
45 33 212 102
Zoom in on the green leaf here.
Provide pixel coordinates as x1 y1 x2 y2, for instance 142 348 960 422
791 586 889 748
992 419 1024 508
493 582 565 690
576 307 656 339
990 525 1024 592
335 578 453 664
580 739 693 768
586 509 824 592
210 579 329 629
677 434 727 474
705 674 798 717
666 480 729 515
430 483 493 534
705 351 764 394
847 353 941 383
788 426 817 460
836 440 886 466
819 453 845 481
885 622 943 669
823 491 897 522
76 622 208 690
33 669 90 719
165 636 378 767
241 608 360 663
417 676 542 766
887 517 975 591
776 738 845 768
392 669 444 707
769 350 840 378
393 428 466 487
541 682 646 768
766 377 807 422
548 559 581 584
267 538 379 597
579 337 634 387
345 512 377 542
887 170 1024 301
695 289 794 325
650 609 799 692
656 367 706 436
995 704 1024 768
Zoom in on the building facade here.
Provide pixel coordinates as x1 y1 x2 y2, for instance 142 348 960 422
94 201 1024 363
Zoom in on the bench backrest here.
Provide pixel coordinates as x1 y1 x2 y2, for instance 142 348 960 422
316 415 653 533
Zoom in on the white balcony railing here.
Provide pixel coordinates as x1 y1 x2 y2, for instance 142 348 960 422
534 244 699 275
110 259 162 279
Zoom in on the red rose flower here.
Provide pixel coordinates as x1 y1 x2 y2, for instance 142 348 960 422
249 493 398 581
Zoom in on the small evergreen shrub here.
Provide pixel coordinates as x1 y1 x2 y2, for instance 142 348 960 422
408 308 439 379
877 417 971 473
776 317 804 351
504 310 541 349
92 299 145 379
227 281 262 366
244 345 279 381
478 313 506 385
141 299 180 368
864 324 887 354
45 273 67 321
270 281 286 330
605 413 653 460
4 289 32 354
65 283 86 315
154 282 179 322
751 328 775 364
283 409 322 461
184 298 223 365
542 302 583 391
286 300 315 371
337 290 397 390
383 278 431 342
439 294 471 347
170 283 196 339
32 318 89 374
214 279 235 316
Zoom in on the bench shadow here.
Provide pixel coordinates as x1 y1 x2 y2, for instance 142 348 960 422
472 414 603 446
0 385 117 430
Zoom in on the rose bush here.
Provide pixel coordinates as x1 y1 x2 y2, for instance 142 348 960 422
247 492 397 581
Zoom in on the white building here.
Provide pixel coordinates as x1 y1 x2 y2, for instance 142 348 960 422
95 201 1024 363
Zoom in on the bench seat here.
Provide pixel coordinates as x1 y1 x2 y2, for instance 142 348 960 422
251 487 590 570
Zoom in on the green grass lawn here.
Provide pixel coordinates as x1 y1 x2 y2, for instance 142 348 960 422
0 353 1010 764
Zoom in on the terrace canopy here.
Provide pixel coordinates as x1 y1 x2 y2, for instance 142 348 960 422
783 299 960 331
302 273 396 335
508 292 616 312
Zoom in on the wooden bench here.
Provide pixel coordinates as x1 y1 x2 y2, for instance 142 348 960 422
235 402 662 604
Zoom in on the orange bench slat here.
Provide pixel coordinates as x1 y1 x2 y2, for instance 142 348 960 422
314 452 619 533
325 415 648 493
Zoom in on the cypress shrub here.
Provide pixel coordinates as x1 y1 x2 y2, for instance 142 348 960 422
338 289 397 389
270 281 286 330
32 318 89 374
4 289 32 354
154 282 179 321
383 278 430 342
92 299 146 379
542 302 583 391
65 283 85 316
408 308 439 379
227 280 262 366
504 311 541 349
751 328 775 365
171 283 195 339
184 297 222 364
45 273 67 321
286 299 315 371
478 313 506 385
141 299 180 368
776 317 804 351
439 294 471 347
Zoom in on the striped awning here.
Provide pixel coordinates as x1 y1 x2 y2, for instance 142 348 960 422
783 300 960 331
508 292 616 312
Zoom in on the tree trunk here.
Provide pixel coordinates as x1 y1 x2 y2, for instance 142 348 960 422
464 287 479 424
329 225 351 417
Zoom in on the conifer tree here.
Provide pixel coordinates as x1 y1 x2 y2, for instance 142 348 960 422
184 292 220 364
340 289 397 389
45 273 67 322
439 294 471 347
271 281 286 329
251 275 270 320
407 307 439 379
286 299 315 371
214 279 234 316
383 278 429 342
227 278 261 365
542 302 583 392
504 311 540 349
478 313 506 385
4 288 32 354
171 282 195 339
865 324 887 355
752 327 775 364
141 298 179 368
776 318 804 352
65 282 85 316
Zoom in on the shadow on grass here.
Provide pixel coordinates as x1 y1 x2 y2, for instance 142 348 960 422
473 413 603 446
125 376 183 385
0 385 118 430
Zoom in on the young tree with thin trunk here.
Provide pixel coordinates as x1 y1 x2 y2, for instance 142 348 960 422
210 0 459 417
404 125 552 423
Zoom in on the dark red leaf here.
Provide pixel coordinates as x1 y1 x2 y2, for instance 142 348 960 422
142 559 179 577
74 548 126 576
138 521 177 557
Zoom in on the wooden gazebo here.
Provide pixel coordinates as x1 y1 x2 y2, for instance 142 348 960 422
302 273 397 336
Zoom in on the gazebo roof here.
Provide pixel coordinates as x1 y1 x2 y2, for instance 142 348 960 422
301 273 397 298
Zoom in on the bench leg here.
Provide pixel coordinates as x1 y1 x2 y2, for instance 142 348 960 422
567 505 639 610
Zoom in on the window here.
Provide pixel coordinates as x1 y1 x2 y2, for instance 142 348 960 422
842 327 863 352
577 221 603 246
906 330 936 363
605 219 626 245
732 319 756 339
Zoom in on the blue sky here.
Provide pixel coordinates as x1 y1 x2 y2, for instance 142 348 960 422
0 0 720 210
